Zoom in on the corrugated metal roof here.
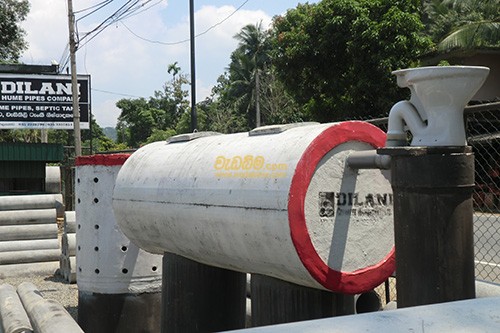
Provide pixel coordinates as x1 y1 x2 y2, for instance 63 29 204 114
0 143 64 162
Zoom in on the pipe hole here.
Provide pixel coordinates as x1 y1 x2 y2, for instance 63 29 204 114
121 246 128 252
152 266 157 272
77 246 81 251
94 198 99 203
77 198 81 204
94 246 99 251
94 224 99 230
122 268 128 274
78 224 81 229
78 267 82 272
93 177 99 183
95 269 100 274
77 178 80 183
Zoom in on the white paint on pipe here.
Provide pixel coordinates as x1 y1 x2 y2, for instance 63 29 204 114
0 209 57 226
113 121 395 294
231 297 500 332
0 249 61 265
17 282 83 333
0 224 58 242
0 284 33 333
0 239 59 253
75 156 163 294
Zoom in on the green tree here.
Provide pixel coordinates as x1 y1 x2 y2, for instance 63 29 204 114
271 0 432 122
116 69 190 147
230 22 272 128
423 0 499 52
0 0 30 63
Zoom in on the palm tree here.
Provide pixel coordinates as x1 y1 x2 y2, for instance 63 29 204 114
423 0 499 52
232 22 271 128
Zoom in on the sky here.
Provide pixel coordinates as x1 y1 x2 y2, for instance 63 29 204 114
20 0 317 128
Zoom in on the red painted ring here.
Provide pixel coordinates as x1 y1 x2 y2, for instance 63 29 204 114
75 154 130 166
288 121 395 294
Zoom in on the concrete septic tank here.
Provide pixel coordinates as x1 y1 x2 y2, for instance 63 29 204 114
113 121 395 295
75 154 163 333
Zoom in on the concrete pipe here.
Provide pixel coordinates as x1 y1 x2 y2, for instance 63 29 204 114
0 194 64 218
0 249 61 265
75 154 163 333
62 233 76 257
0 262 60 279
64 211 76 233
0 283 33 333
17 282 84 333
113 121 395 294
0 209 57 226
45 166 61 194
0 224 58 242
0 239 59 253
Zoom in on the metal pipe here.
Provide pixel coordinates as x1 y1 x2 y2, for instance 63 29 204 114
346 150 391 170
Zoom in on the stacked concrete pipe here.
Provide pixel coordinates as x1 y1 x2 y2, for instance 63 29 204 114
0 282 83 333
60 211 77 283
75 154 163 333
0 194 64 278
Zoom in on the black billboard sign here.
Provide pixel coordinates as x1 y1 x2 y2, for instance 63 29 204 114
0 73 90 129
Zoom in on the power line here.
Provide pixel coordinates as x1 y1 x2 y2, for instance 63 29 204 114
92 88 143 98
120 0 250 46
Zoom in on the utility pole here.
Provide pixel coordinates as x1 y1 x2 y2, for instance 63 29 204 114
67 0 82 156
189 0 197 132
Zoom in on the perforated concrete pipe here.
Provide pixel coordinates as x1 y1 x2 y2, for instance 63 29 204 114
113 121 396 294
75 154 163 333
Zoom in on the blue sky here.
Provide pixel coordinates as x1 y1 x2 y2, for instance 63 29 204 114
21 1 317 128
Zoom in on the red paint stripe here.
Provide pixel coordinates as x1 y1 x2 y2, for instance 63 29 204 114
288 121 395 294
75 154 130 166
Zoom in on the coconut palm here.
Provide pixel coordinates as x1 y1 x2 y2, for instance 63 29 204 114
232 22 271 128
423 0 499 52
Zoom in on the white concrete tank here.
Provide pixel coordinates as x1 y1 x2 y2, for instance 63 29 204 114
113 121 395 294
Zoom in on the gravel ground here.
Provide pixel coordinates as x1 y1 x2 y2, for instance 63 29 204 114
0 270 79 321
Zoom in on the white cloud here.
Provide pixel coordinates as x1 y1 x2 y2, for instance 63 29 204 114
20 2 275 128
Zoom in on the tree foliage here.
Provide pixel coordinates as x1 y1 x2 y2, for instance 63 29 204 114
0 0 30 63
271 0 432 122
423 0 500 52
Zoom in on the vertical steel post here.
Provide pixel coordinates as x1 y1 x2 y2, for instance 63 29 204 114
189 0 197 132
161 253 246 332
378 146 476 307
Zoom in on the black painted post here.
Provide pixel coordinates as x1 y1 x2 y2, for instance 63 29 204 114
161 253 246 333
379 146 476 308
250 274 354 327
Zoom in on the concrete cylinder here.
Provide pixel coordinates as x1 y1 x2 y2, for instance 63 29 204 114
0 208 57 226
0 224 58 241
0 248 61 265
0 283 33 333
17 282 83 333
45 166 61 194
0 239 59 252
378 146 475 307
114 121 395 294
0 194 64 217
75 154 162 333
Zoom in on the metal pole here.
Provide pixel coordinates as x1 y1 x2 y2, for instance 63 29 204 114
189 0 197 132
378 146 476 308
67 0 82 156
